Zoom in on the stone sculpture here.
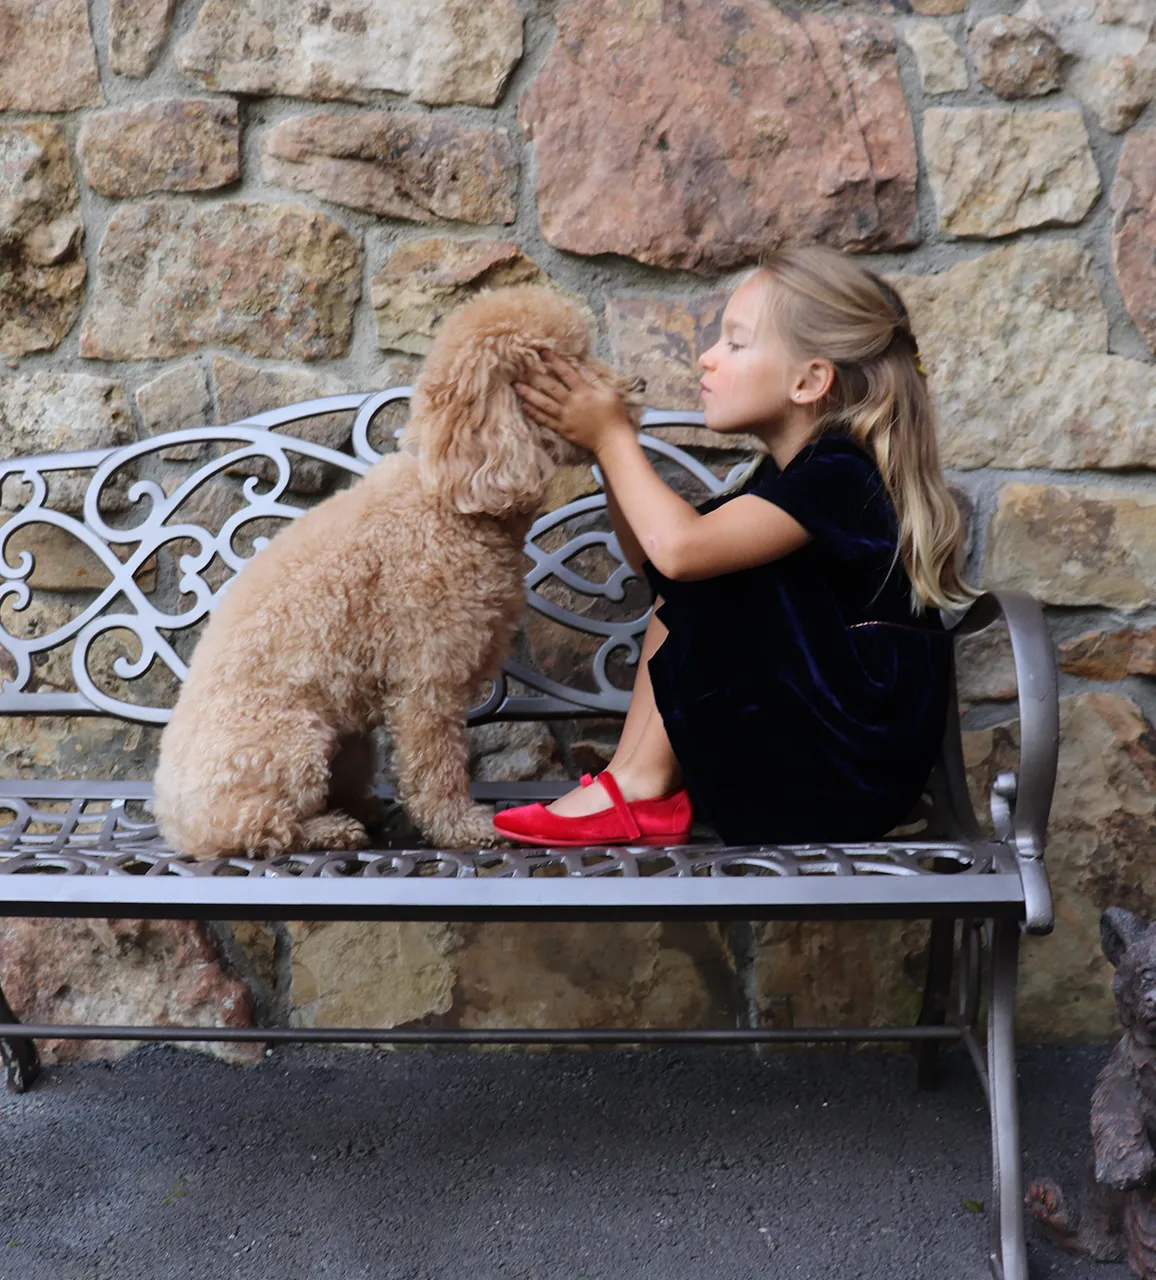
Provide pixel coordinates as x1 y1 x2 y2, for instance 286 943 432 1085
1027 907 1156 1275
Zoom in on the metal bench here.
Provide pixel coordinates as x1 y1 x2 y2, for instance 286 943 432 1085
0 391 1057 1280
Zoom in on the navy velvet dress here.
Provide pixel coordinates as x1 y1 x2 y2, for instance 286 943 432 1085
643 435 953 846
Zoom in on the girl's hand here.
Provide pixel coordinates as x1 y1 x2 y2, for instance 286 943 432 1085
514 352 634 454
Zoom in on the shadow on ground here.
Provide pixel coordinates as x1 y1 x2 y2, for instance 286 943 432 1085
0 1043 1131 1280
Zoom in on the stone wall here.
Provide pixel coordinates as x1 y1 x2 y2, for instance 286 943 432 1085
1 0 1155 1058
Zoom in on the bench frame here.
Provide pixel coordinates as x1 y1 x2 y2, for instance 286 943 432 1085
0 395 1058 1280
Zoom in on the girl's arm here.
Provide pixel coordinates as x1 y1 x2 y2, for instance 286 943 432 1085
594 432 810 582
604 478 647 577
514 354 809 582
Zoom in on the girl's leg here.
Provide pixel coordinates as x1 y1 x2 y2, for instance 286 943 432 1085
548 606 683 817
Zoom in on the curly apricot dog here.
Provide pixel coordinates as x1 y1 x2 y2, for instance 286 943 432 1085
154 286 635 857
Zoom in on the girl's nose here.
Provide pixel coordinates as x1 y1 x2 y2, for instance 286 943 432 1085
699 345 717 372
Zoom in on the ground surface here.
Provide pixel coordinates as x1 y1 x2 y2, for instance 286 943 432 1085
0 1043 1133 1279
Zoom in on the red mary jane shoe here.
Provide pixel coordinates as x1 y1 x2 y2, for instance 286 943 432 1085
492 771 693 848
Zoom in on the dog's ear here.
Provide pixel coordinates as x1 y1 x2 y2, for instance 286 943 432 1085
415 336 556 517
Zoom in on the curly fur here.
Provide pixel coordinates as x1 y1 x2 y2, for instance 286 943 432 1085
153 285 639 858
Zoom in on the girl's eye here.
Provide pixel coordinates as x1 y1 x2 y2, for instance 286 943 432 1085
727 341 744 352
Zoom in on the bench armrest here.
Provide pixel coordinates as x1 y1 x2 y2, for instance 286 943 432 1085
951 589 1058 934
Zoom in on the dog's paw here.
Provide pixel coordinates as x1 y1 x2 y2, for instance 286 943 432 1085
300 811 370 852
429 806 504 850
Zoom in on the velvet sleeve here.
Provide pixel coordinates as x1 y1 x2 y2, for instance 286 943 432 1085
746 439 898 563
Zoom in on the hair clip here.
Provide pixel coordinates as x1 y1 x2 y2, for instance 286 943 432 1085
914 352 928 378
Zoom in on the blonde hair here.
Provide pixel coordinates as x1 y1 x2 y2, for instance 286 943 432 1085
749 245 976 613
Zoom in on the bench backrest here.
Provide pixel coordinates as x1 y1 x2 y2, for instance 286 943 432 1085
0 391 750 726
0 390 980 842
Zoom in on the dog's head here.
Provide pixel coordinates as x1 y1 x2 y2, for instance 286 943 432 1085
404 285 643 518
1102 908 1156 1046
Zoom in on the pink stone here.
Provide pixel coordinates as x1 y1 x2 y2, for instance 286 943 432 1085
1112 129 1156 355
519 1 918 274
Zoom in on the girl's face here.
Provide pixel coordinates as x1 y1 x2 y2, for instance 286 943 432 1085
698 275 818 441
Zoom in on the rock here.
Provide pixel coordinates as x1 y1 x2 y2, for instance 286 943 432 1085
605 293 727 412
923 107 1100 238
0 713 160 782
288 920 737 1031
752 919 931 1031
964 694 1156 1040
135 361 214 461
1017 0 1156 132
0 0 101 111
78 99 240 198
80 202 361 362
0 374 135 513
0 916 258 1066
262 112 516 224
912 0 965 13
1060 626 1156 680
604 293 762 450
983 483 1156 608
210 356 353 495
969 14 1063 98
0 124 86 357
177 0 523 108
518 2 917 274
903 22 969 95
955 622 1018 705
467 720 566 783
109 0 175 77
1112 129 1156 356
893 241 1156 470
371 238 548 355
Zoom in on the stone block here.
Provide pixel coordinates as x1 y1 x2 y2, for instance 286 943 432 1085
79 99 240 198
969 15 1063 98
262 112 516 224
177 0 523 107
371 238 548 355
903 22 969 95
1112 129 1156 356
1060 626 1156 680
136 362 212 438
0 916 258 1066
923 107 1100 238
80 202 361 362
984 483 1156 609
288 920 737 1031
0 374 135 513
210 356 353 495
519 2 917 273
0 0 101 111
894 241 1156 470
0 124 86 357
110 0 175 77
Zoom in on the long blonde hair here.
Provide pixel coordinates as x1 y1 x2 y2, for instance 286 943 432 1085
750 245 976 613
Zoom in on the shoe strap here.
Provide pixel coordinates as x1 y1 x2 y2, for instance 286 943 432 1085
592 771 641 840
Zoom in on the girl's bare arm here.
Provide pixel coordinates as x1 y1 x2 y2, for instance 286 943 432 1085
605 480 647 577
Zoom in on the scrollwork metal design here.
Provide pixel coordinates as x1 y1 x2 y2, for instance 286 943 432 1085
0 394 745 724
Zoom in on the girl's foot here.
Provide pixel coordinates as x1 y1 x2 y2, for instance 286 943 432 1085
493 772 693 848
546 766 678 817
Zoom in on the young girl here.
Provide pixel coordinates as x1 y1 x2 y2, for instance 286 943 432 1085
494 245 975 848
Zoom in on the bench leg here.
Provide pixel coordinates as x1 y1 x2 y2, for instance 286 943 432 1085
986 918 1027 1280
0 979 40 1094
914 917 955 1090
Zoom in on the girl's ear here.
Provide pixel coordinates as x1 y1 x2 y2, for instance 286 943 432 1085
416 337 556 517
794 358 835 406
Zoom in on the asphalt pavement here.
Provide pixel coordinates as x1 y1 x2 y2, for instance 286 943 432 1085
0 1042 1133 1280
